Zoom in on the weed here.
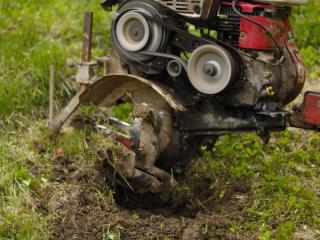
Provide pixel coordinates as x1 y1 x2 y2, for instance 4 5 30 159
102 224 123 240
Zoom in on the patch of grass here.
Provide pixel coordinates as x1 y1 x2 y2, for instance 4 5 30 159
113 103 133 122
0 120 50 240
101 224 123 240
0 0 111 116
0 115 102 239
199 130 320 238
0 4 112 236
292 0 320 77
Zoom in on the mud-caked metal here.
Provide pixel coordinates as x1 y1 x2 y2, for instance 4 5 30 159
52 0 319 198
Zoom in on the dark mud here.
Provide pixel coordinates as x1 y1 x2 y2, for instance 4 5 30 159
41 149 254 240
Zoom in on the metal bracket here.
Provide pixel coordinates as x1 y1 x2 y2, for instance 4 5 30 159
75 61 98 84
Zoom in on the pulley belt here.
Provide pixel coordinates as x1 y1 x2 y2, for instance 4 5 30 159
142 14 228 50
140 51 188 72
138 12 245 80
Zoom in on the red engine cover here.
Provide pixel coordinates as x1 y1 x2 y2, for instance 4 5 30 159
239 18 289 50
222 1 290 50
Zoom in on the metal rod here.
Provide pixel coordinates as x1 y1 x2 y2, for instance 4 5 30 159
49 65 55 128
80 12 93 92
82 12 93 62
49 89 86 132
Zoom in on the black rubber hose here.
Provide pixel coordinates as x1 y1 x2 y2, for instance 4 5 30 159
231 0 284 59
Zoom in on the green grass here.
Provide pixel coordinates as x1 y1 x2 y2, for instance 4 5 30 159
292 0 320 77
0 0 320 239
0 119 49 240
0 0 112 116
188 130 320 239
214 132 320 239
0 2 112 238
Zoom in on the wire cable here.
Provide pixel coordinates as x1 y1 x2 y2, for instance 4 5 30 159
231 0 284 60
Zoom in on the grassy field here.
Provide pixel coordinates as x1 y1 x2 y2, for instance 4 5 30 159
0 0 320 239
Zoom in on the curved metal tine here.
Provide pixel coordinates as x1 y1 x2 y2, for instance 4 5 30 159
108 117 131 132
129 118 142 154
96 124 114 135
97 124 134 150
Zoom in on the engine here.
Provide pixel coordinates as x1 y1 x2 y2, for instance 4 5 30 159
49 0 320 201
104 0 307 110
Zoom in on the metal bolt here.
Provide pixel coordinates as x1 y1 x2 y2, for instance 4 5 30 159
203 63 217 77
266 86 275 96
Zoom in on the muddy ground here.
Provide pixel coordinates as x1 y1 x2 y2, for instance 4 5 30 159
30 108 320 240
35 144 254 240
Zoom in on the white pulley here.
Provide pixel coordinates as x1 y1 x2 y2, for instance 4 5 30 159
112 2 167 62
116 11 150 52
187 44 237 95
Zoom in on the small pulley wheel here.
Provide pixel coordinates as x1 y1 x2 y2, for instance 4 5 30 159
116 11 150 52
187 44 239 94
167 60 183 77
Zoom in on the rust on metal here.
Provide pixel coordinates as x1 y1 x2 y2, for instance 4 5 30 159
50 74 186 131
79 12 94 91
49 88 87 131
82 12 93 62
51 0 317 197
80 74 187 111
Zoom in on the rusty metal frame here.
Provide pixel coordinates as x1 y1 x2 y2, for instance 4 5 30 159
50 74 186 132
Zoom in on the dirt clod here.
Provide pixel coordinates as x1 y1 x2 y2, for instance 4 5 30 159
181 222 204 240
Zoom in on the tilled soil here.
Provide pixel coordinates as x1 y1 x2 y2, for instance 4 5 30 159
39 151 255 240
